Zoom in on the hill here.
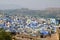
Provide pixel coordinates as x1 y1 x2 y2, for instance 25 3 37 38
0 8 60 18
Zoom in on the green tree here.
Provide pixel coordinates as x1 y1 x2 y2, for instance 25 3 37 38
0 28 12 40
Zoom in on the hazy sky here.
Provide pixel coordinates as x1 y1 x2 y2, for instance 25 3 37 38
0 0 60 10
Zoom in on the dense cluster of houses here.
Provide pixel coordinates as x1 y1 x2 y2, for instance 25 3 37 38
0 14 59 37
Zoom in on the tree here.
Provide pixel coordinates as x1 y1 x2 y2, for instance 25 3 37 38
0 28 12 40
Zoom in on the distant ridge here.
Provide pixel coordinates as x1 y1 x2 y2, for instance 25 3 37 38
0 8 60 18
